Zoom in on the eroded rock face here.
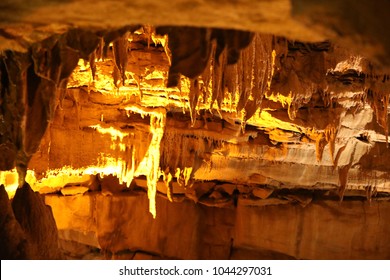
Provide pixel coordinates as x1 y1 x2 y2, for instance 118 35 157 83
1 0 390 71
23 29 390 207
0 184 61 259
0 184 32 259
0 27 142 182
291 0 390 69
45 191 390 260
12 183 61 259
1 1 390 260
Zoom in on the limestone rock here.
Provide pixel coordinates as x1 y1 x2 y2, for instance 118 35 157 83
1 0 390 260
61 186 89 196
12 183 61 259
0 185 33 259
44 191 390 259
252 187 274 199
99 174 127 194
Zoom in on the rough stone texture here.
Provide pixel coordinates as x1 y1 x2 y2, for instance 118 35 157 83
24 37 390 198
236 198 390 259
0 184 61 259
45 191 390 259
44 193 99 249
1 0 389 71
1 0 390 260
0 185 33 259
60 186 89 196
291 0 390 69
12 183 61 259
0 1 322 52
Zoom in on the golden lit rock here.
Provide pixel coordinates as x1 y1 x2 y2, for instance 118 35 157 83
1 0 390 260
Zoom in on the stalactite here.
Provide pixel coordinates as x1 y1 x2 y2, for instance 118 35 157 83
315 133 327 162
200 41 215 106
271 40 326 122
337 141 357 202
95 37 104 61
338 164 349 202
143 25 153 49
156 27 212 88
89 51 96 81
175 167 194 188
163 169 174 202
150 27 171 66
211 45 226 110
236 42 252 114
100 25 140 59
169 32 274 132
189 78 200 126
112 66 121 88
367 76 390 145
285 71 314 121
159 128 215 193
112 32 129 87
125 105 166 218
306 129 326 162
129 72 143 99
365 185 377 205
223 64 238 111
307 124 338 164
324 124 338 166
147 113 166 218
124 145 136 186
223 34 274 126
244 34 274 122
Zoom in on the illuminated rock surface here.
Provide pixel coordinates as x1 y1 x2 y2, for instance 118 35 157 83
1 0 390 259
44 191 390 260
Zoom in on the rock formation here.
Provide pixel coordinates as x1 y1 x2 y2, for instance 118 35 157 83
0 0 390 259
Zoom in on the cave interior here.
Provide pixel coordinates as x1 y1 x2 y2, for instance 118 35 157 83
1 0 390 260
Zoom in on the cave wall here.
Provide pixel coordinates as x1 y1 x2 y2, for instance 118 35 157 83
1 26 388 259
0 184 60 259
45 191 390 260
24 33 390 200
1 0 390 260
1 0 390 70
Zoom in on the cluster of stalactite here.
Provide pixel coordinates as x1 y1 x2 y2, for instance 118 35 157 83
155 27 276 129
0 26 140 184
325 66 390 143
325 70 390 201
365 74 390 145
2 25 390 213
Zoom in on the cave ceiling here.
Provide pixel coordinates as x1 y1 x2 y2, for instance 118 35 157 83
1 0 390 219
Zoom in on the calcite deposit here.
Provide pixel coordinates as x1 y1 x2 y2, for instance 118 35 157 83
0 0 390 260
